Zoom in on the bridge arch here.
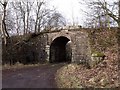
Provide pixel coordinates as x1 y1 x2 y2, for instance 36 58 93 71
49 36 72 63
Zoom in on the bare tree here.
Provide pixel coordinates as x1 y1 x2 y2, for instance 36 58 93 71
0 0 10 44
33 0 61 32
81 0 120 28
11 2 21 35
34 0 47 32
1 0 66 36
46 12 66 30
5 9 16 35
94 0 120 27
11 1 34 35
25 1 34 33
18 2 26 34
117 0 120 27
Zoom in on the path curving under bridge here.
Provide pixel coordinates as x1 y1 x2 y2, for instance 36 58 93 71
2 63 65 88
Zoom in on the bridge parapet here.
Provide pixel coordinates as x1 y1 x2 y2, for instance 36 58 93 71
46 28 91 64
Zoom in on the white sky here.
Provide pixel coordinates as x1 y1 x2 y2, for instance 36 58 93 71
2 0 117 26
50 0 86 26
5 0 85 26
50 0 117 26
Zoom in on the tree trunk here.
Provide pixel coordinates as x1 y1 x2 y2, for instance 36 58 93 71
34 17 38 33
118 21 120 28
23 14 26 34
1 1 9 44
34 2 44 33
16 15 19 35
3 2 9 37
118 0 120 27
2 20 9 37
38 19 41 32
26 13 29 34
26 1 29 34
1 20 7 44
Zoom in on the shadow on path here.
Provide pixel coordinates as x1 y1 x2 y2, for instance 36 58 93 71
2 63 65 88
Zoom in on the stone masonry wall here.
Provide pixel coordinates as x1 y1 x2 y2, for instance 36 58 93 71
70 30 91 64
3 28 118 65
47 29 91 64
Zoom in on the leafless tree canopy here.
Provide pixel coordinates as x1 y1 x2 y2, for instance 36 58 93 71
0 0 66 43
1 0 119 44
81 0 120 28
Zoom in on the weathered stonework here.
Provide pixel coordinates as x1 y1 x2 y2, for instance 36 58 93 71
2 28 91 65
46 29 91 64
3 28 119 66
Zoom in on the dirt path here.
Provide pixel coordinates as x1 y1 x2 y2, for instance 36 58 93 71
2 63 65 88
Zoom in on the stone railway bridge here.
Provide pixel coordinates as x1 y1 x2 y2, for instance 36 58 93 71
45 28 91 63
3 28 92 65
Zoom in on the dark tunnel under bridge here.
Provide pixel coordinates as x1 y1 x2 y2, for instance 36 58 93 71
49 36 72 63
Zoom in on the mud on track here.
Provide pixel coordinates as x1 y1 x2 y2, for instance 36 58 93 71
2 63 65 88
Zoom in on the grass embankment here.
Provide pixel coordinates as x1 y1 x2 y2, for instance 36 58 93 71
56 58 119 88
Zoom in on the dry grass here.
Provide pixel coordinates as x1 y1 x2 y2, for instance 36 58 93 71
2 62 45 70
56 59 119 88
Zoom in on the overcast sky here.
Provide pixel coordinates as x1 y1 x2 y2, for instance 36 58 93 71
49 0 117 26
50 0 86 26
2 0 117 26
4 0 85 25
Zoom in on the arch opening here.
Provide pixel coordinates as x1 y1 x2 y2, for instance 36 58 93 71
49 36 72 63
